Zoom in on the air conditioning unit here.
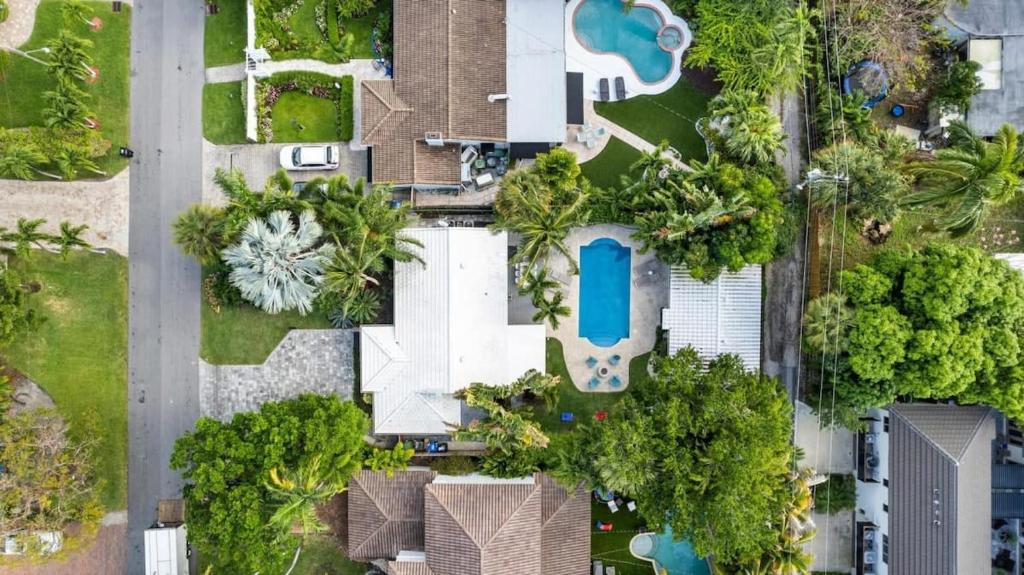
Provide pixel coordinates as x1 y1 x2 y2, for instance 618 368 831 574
425 132 443 146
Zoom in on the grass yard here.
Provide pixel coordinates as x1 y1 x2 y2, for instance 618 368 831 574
591 500 653 575
261 1 377 63
594 80 713 163
0 251 128 509
341 6 379 60
271 91 338 143
0 0 131 176
204 0 246 67
203 81 247 144
201 271 332 364
292 537 371 575
580 136 643 190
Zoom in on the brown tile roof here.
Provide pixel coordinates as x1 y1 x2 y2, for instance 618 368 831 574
387 561 435 575
347 470 437 561
363 0 507 185
414 143 462 185
424 482 542 575
538 475 591 575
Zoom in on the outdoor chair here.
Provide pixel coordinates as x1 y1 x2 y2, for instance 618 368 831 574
609 375 622 388
614 77 627 100
576 131 587 143
598 78 610 102
588 377 601 389
586 356 598 368
594 126 606 137
608 354 621 366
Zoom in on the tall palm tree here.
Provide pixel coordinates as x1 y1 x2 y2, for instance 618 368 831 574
46 31 95 83
500 177 589 284
518 267 559 304
53 145 102 180
322 233 386 303
903 121 1024 236
0 218 54 257
43 80 93 132
265 456 346 575
707 90 787 165
0 144 57 180
801 293 851 353
532 290 571 330
173 204 227 266
55 221 90 259
61 0 94 27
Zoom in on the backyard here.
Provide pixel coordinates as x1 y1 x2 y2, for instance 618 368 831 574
579 136 643 190
0 251 128 509
594 79 713 163
204 0 246 67
202 81 247 144
591 499 653 575
0 0 131 176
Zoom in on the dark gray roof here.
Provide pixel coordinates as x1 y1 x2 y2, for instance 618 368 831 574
994 463 1024 489
994 492 1024 520
888 404 994 575
945 0 1024 37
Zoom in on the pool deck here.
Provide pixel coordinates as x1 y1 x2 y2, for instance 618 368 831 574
565 0 692 100
547 224 669 392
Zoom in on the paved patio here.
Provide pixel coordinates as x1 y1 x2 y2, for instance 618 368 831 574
565 99 691 171
200 329 355 421
546 224 668 391
806 510 854 573
794 400 855 474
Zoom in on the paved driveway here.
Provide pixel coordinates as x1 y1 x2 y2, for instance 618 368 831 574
202 140 368 204
200 330 355 421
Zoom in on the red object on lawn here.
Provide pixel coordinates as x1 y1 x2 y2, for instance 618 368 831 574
594 411 607 421
595 521 613 531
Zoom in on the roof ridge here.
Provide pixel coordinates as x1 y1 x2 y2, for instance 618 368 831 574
350 477 390 557
363 81 413 142
481 483 540 549
427 484 483 550
893 405 992 462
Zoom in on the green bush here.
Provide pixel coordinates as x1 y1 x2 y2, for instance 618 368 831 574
429 455 478 476
0 0 9 24
935 59 983 113
814 474 856 514
325 0 340 44
338 74 354 141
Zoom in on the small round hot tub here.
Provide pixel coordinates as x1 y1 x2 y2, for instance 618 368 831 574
657 25 683 51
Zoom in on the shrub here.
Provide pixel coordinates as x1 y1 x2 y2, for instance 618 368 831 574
0 0 8 24
326 0 340 45
934 58 983 114
429 455 479 476
339 74 354 141
814 474 856 514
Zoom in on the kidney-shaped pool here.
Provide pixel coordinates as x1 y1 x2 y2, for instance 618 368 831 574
578 237 631 347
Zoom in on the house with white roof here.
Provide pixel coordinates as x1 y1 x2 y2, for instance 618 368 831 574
360 227 546 435
661 265 762 370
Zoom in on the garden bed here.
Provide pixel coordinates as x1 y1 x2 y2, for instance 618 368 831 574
256 72 353 143
253 0 382 63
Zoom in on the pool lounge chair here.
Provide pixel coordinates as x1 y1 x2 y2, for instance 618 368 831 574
615 77 627 100
588 377 601 389
598 78 610 101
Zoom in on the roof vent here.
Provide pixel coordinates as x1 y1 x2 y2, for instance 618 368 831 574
425 132 443 146
487 93 510 103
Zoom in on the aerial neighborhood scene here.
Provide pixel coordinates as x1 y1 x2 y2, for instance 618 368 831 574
3 0 1024 573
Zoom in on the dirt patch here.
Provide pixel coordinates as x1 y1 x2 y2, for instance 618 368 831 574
681 63 722 97
43 296 73 316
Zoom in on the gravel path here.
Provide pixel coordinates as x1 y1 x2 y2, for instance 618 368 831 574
0 171 130 255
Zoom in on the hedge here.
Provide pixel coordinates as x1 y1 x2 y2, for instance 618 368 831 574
339 74 354 141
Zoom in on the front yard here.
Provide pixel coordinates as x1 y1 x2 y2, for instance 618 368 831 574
0 0 131 176
0 251 128 509
271 91 339 142
204 0 247 66
202 81 247 144
254 0 380 63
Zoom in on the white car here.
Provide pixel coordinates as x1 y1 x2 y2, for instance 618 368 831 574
279 144 340 171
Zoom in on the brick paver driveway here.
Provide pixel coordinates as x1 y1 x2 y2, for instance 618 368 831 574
0 524 126 575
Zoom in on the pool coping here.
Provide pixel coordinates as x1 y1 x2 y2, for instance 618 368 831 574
628 533 663 575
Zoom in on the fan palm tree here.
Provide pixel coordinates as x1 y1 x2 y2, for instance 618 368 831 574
46 31 95 83
54 221 90 259
0 144 57 180
532 289 571 330
173 204 227 266
222 210 333 315
0 218 55 257
707 89 787 165
53 144 102 180
903 121 1024 236
801 293 851 353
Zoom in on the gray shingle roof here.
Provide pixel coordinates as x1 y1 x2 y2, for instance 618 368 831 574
945 0 1024 36
888 404 994 575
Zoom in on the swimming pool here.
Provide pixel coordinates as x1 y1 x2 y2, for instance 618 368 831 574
579 237 630 347
630 525 710 575
573 0 677 83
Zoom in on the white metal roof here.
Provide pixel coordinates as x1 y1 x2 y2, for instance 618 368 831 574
144 526 188 575
361 228 546 434
506 0 566 143
661 265 762 370
969 38 1003 90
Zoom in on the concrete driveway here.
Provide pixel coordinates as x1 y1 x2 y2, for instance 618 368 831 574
202 140 368 204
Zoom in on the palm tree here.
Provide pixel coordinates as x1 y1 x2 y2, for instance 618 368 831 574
707 90 786 165
43 80 94 131
221 210 333 315
327 289 380 327
265 456 346 575
532 290 571 330
214 168 308 238
322 234 387 303
0 218 55 257
903 121 1024 236
53 145 102 180
173 204 227 266
0 144 57 180
329 184 423 265
801 293 851 353
61 0 94 27
46 31 95 83
54 221 90 259
517 267 559 303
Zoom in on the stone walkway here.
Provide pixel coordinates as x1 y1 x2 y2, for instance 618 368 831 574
201 139 367 204
200 329 355 421
566 99 691 171
0 0 41 50
0 171 130 255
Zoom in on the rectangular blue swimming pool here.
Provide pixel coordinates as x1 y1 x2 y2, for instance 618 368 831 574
578 238 631 347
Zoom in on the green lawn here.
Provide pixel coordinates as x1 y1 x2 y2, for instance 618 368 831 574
261 1 377 63
1 251 128 509
341 6 379 60
204 0 246 67
534 338 630 435
201 273 332 365
271 91 338 143
198 536 370 575
580 136 644 190
203 81 247 144
594 80 713 162
0 0 131 176
591 500 653 575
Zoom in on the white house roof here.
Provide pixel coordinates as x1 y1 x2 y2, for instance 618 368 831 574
506 0 566 143
361 228 546 434
661 265 762 370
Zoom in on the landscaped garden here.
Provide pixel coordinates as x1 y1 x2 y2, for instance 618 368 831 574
579 136 642 190
1 250 128 509
204 0 247 67
0 0 131 178
256 72 354 142
202 81 247 144
253 0 383 63
590 499 652 575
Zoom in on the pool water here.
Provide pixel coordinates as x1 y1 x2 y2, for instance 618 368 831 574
573 0 674 83
579 238 630 347
630 525 710 575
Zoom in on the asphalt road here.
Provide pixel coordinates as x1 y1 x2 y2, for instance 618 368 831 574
126 0 204 572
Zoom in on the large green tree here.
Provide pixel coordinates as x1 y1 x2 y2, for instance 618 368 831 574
171 394 369 575
556 349 794 564
808 141 910 230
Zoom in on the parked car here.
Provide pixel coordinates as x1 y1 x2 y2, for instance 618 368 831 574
279 144 340 171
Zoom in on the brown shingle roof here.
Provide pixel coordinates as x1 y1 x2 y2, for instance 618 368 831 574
347 470 437 561
363 0 507 185
387 561 435 575
424 482 542 575
538 475 591 575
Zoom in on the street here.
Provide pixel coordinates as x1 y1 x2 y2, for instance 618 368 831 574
125 0 204 572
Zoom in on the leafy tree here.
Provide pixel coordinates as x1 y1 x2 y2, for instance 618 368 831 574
556 349 794 564
171 395 369 575
935 59 983 113
0 265 39 347
364 443 414 477
903 122 1024 237
808 142 909 228
687 0 815 95
706 89 786 165
173 204 227 266
0 409 104 555
222 210 333 315
815 91 878 146
336 0 375 18
801 292 851 353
